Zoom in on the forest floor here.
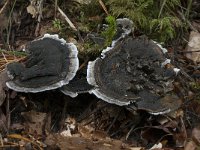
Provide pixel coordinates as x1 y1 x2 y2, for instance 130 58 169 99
0 0 200 150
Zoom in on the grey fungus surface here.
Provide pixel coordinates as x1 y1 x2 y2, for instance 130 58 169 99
60 65 94 98
87 35 181 114
60 77 94 98
6 34 79 93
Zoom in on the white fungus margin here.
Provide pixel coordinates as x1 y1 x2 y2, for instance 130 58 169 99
6 34 79 93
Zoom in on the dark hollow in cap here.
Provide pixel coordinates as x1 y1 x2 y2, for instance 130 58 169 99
87 36 181 114
60 77 94 98
6 34 79 93
60 65 94 97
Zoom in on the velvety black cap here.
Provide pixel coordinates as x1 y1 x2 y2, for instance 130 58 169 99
6 34 79 93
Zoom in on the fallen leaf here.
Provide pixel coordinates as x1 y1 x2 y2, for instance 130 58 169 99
192 21 200 33
184 140 197 150
150 143 162 150
192 125 200 145
21 110 47 136
26 4 37 18
185 31 200 63
60 116 77 137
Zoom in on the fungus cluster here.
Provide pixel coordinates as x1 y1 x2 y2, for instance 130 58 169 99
6 18 182 115
6 34 79 93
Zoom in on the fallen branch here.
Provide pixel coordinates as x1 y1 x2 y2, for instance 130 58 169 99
99 0 109 15
35 0 43 36
0 0 10 15
57 6 77 31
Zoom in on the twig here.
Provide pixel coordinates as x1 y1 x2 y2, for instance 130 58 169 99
158 0 166 18
1 52 8 63
6 0 17 48
125 124 136 140
54 0 58 18
78 57 89 71
78 103 108 122
0 144 20 148
6 91 10 132
110 121 133 137
177 11 198 32
60 98 68 130
57 6 84 42
7 134 43 150
0 0 9 15
179 50 200 53
180 116 187 140
57 6 77 31
185 0 192 20
98 0 109 15
179 66 194 82
106 108 122 133
35 0 43 36
0 109 8 133
0 133 3 146
77 100 96 122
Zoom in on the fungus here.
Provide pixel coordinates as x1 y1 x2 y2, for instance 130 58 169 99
60 67 94 98
60 18 133 98
6 34 79 93
87 35 181 114
60 77 94 98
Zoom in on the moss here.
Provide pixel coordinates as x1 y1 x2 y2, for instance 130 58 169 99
190 82 200 102
0 49 27 57
101 15 117 47
190 82 200 90
106 0 185 42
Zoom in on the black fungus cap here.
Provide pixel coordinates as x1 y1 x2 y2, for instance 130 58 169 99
60 66 94 97
6 34 79 93
87 35 181 114
60 77 94 98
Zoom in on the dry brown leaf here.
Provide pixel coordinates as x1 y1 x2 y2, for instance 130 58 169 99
26 4 37 18
60 116 77 137
192 125 200 145
78 124 94 138
21 110 47 136
185 31 200 63
184 140 197 150
192 21 200 33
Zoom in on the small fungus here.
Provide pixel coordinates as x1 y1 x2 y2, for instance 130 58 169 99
60 67 94 98
60 77 94 98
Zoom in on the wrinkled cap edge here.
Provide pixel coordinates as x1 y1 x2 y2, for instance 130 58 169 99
6 34 79 93
91 89 130 106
